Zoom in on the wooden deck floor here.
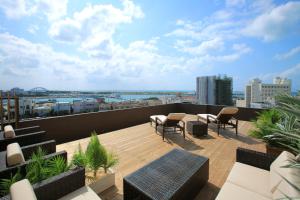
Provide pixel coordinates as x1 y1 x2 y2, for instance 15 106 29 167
57 115 266 200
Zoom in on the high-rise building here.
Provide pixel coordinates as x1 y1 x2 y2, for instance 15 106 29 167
196 75 233 105
245 77 291 108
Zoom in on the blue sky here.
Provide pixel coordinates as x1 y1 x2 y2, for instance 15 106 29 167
0 0 300 91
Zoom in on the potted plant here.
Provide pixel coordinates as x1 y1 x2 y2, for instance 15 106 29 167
264 95 300 156
250 109 283 155
71 132 118 194
250 95 300 156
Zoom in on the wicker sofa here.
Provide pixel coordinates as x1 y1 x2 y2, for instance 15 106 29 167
0 126 46 151
1 167 101 200
216 148 300 200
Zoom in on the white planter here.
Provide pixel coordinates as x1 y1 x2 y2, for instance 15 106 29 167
89 168 115 194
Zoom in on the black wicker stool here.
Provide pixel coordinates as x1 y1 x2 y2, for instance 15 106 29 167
186 121 208 137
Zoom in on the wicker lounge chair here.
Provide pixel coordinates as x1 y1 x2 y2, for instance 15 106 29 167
0 167 102 200
197 107 239 135
0 126 45 151
150 113 186 140
0 140 65 180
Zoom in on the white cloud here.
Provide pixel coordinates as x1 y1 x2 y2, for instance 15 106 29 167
226 0 245 7
258 62 300 89
279 63 300 78
275 46 300 60
243 1 300 41
0 32 190 90
0 32 98 89
0 0 68 21
34 0 68 21
166 17 251 62
0 0 27 19
49 0 143 52
232 43 252 54
174 37 224 55
27 24 39 34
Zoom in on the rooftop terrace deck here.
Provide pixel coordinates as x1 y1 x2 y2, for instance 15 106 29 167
57 114 266 200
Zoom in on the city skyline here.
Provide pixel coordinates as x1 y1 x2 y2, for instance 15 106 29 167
1 0 300 91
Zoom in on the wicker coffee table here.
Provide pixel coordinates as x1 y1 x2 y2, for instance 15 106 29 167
123 148 209 200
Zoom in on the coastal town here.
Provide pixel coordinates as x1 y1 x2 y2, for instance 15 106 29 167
0 88 197 119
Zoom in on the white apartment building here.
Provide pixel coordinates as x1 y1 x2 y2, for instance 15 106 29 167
53 102 71 113
72 99 99 113
33 106 52 116
19 98 33 116
245 77 291 108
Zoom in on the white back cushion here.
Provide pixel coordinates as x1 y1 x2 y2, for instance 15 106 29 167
270 151 300 199
6 143 25 166
10 179 37 200
4 125 16 138
167 113 186 121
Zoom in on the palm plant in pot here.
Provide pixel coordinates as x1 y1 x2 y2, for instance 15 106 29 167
264 94 300 155
250 94 300 156
71 132 118 194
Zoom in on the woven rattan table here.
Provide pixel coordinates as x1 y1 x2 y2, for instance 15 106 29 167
186 121 208 137
123 148 209 200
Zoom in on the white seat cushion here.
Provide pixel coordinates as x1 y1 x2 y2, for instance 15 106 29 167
227 162 271 198
270 151 300 199
197 114 217 121
58 186 101 200
216 182 271 200
150 115 167 124
10 179 37 200
4 125 16 138
6 143 25 166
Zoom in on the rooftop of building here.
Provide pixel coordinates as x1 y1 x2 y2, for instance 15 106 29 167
56 114 264 200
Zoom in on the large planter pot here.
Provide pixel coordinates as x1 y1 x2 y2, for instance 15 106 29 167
266 144 285 157
89 168 115 194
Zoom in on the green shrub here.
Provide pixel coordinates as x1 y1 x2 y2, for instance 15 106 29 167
85 132 106 178
72 132 119 180
0 168 22 196
250 109 281 140
48 156 70 177
251 94 300 154
25 147 50 183
0 147 69 196
102 151 118 173
71 144 87 168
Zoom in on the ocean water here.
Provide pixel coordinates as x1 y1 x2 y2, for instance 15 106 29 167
30 94 176 103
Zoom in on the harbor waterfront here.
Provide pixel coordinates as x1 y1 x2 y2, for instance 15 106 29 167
29 94 178 103
0 91 197 119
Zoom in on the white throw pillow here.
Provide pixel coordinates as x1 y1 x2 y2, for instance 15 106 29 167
10 179 37 200
4 125 16 138
6 143 25 166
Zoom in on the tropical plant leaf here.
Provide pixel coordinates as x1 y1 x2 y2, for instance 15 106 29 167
0 168 23 196
71 143 87 168
48 156 69 176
